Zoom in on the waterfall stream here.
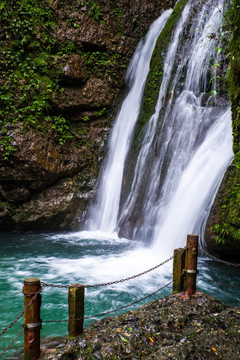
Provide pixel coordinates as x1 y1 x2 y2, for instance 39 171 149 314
87 9 172 233
86 0 233 253
0 1 237 355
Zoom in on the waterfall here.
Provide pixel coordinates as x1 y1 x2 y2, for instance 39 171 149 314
87 9 172 233
86 0 233 252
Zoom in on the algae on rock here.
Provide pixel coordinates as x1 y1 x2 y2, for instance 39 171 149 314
205 0 240 260
0 0 176 231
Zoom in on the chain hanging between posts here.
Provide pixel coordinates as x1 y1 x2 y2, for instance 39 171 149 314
0 245 188 358
0 326 24 358
40 282 70 289
199 248 240 268
0 286 44 337
41 248 186 290
199 273 240 289
42 272 184 325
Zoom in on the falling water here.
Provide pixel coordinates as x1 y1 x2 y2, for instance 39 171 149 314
87 0 233 252
87 9 172 232
0 2 237 356
0 2 237 358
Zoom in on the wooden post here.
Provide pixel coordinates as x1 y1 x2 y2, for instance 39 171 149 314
23 278 41 360
184 234 199 295
68 284 84 337
172 248 185 294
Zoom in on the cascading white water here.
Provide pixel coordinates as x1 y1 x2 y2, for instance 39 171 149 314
87 9 172 233
0 3 237 355
86 0 233 254
152 107 233 257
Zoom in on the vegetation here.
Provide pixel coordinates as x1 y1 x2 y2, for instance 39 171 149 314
84 50 127 80
120 0 189 202
0 0 75 159
132 0 188 150
210 0 240 253
0 0 129 160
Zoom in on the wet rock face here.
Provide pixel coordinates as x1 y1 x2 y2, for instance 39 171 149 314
56 55 87 85
204 3 240 260
204 167 240 261
52 0 177 120
0 122 104 230
53 78 116 112
55 0 176 57
0 0 177 231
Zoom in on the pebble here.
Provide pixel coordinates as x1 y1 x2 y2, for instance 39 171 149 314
41 292 240 360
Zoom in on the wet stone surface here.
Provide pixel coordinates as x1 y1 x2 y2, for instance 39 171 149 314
41 292 240 359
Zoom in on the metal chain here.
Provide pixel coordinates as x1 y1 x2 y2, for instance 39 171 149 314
0 326 24 358
199 273 240 289
42 273 183 324
43 319 69 324
85 248 186 288
0 285 44 337
1 249 186 347
41 248 186 290
199 248 240 268
84 277 175 318
40 282 69 289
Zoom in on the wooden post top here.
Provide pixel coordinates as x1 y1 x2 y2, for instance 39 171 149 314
24 278 40 285
69 283 84 288
186 234 199 247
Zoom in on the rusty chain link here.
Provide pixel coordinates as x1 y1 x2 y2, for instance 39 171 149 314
84 277 176 318
198 273 240 289
3 243 239 357
0 285 44 337
84 258 174 288
40 282 70 289
41 248 186 290
42 272 184 324
0 249 185 347
199 248 240 268
0 326 24 359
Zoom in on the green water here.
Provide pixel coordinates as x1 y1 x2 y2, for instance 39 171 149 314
0 231 239 359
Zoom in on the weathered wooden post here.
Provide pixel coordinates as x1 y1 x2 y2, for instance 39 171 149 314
172 248 185 294
183 234 199 295
23 278 41 360
68 284 84 337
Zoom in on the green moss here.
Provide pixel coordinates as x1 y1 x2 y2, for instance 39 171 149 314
0 201 15 215
0 0 75 160
89 2 103 23
109 1 125 36
211 163 240 252
210 0 240 253
120 0 188 201
138 0 189 135
84 50 128 79
126 0 189 163
0 0 131 161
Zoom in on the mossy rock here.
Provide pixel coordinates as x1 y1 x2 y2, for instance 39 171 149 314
119 0 189 207
207 0 240 257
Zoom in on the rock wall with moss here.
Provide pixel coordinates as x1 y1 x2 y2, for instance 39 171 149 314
118 0 189 238
205 0 240 260
0 0 175 231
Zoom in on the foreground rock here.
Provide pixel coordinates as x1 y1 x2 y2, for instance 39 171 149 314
41 292 240 360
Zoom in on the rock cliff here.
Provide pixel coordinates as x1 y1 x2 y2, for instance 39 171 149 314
1 0 239 261
0 0 175 230
204 1 240 260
